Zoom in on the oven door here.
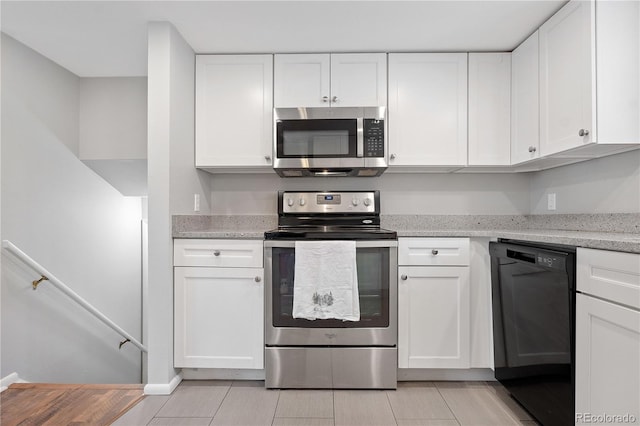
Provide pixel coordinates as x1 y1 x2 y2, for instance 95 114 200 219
264 240 398 346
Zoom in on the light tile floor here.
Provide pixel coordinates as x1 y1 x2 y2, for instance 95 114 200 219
112 381 540 426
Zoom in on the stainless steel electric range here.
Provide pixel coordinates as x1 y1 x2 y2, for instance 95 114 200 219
264 190 398 389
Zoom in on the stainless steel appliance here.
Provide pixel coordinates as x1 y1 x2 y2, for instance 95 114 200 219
490 240 576 426
273 107 387 177
264 190 397 389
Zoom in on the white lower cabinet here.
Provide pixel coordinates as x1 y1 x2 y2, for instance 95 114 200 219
398 265 470 368
575 248 640 424
174 239 264 369
575 294 640 424
398 238 471 369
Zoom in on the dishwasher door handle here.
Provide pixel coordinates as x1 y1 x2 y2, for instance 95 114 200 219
506 249 536 263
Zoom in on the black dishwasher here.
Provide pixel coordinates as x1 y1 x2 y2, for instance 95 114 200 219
490 240 576 426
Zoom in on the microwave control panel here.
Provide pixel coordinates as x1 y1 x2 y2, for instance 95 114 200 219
363 119 385 157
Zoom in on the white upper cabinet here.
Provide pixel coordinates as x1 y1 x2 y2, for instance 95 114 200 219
388 53 468 167
330 54 387 107
539 0 639 157
511 31 540 164
468 53 511 166
195 55 273 169
274 53 386 108
539 0 594 156
274 54 330 108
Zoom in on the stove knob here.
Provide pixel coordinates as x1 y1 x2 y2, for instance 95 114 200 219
286 198 294 207
299 198 306 206
352 198 359 206
363 198 372 207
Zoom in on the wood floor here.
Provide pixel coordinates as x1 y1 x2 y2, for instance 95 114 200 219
0 383 144 426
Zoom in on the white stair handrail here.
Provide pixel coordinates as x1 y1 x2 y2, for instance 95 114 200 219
2 240 147 353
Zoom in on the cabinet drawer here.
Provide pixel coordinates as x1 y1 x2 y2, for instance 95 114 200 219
399 238 470 266
577 248 640 310
174 239 263 268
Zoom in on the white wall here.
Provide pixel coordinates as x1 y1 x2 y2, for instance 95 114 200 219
529 150 640 214
208 172 531 215
1 34 142 383
79 77 147 160
146 22 211 394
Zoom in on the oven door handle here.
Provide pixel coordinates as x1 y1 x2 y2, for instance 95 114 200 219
264 240 398 249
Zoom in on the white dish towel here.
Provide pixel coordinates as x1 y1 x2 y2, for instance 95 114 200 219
292 241 360 321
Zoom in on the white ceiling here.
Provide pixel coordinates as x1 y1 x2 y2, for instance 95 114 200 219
1 0 567 77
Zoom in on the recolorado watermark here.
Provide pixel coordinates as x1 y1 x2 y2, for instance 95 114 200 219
576 413 638 424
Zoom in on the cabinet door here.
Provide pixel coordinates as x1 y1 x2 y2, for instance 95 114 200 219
575 293 640 423
174 267 264 369
511 31 540 164
398 266 470 368
388 53 468 166
468 53 511 166
195 55 273 168
274 54 331 108
330 53 387 107
539 0 595 156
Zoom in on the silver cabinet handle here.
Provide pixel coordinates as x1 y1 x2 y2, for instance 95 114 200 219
390 154 396 160
322 96 329 103
332 96 338 103
213 250 221 256
432 249 439 255
578 129 590 137
264 155 271 161
528 146 537 153
254 276 261 283
400 274 408 281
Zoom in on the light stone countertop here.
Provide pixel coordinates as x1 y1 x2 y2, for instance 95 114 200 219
394 228 640 253
172 214 640 253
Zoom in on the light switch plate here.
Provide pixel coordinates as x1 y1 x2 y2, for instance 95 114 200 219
547 193 556 211
194 194 200 212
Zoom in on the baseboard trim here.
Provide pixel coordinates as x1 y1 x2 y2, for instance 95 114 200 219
143 372 183 395
182 368 266 381
1 372 26 392
398 368 496 381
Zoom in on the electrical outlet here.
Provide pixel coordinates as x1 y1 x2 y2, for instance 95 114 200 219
194 194 200 212
547 193 556 211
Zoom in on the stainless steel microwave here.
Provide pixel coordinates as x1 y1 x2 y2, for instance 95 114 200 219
273 107 387 177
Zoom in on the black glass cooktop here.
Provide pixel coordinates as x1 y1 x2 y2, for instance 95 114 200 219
264 226 397 240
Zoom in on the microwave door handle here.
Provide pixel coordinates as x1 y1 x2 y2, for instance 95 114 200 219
356 118 364 158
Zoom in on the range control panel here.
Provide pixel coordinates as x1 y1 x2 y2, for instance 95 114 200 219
363 119 385 158
281 191 377 214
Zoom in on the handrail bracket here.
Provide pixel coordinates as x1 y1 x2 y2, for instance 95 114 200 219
119 338 131 350
32 275 49 290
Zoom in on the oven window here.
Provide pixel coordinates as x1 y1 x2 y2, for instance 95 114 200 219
271 247 390 328
276 119 357 158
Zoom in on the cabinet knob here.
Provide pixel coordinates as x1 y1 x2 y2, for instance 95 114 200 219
432 249 439 255
254 276 261 283
390 154 396 160
528 146 537 153
264 155 271 161
322 96 329 103
213 250 221 257
578 129 590 137
400 274 408 281
332 96 338 103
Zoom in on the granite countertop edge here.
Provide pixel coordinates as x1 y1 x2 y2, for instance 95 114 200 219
172 214 640 253
395 229 640 253
173 228 640 254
